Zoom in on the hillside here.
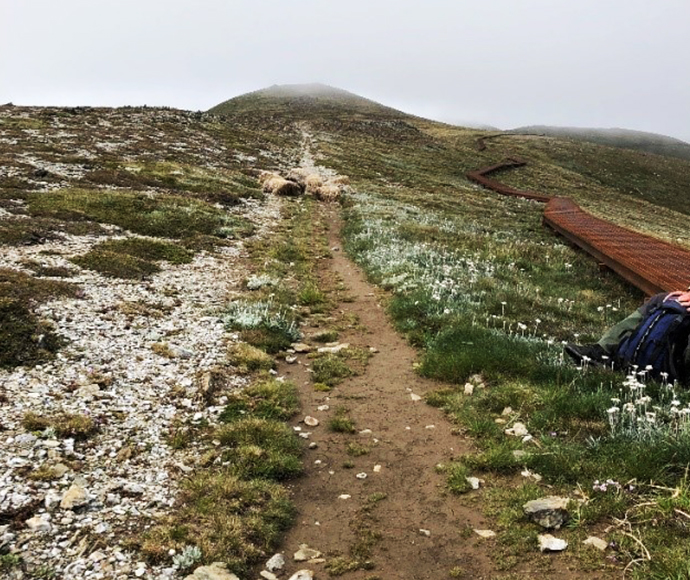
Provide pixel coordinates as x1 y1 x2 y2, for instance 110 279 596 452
2 85 690 579
209 83 410 121
509 124 690 161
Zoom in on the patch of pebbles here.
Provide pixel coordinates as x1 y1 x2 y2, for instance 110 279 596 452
0 196 283 577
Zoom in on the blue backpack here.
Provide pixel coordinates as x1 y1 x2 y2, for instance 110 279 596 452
615 299 690 384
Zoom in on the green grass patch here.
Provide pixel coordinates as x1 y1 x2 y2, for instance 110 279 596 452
346 442 370 457
311 329 339 343
329 407 356 434
219 378 299 423
216 417 302 481
312 353 354 387
227 343 274 373
139 473 294 575
28 188 250 239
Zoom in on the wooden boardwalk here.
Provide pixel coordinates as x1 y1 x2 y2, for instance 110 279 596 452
468 159 690 295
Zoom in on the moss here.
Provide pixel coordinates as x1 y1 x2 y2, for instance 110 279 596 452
28 188 242 239
94 237 194 264
21 411 52 432
151 342 176 358
0 268 79 303
0 298 66 368
71 237 194 280
28 464 64 481
71 250 160 279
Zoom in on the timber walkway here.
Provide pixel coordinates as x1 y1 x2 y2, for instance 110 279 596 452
467 159 690 295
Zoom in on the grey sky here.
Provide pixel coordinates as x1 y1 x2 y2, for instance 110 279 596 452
2 0 690 141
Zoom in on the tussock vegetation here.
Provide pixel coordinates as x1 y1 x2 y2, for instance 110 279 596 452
71 237 194 279
140 474 294 574
219 377 300 422
136 193 335 574
22 411 98 439
141 375 302 574
0 269 77 368
28 188 251 240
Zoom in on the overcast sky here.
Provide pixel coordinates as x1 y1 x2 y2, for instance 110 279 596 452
2 0 690 141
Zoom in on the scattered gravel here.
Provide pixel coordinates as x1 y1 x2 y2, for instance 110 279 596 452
0 104 287 578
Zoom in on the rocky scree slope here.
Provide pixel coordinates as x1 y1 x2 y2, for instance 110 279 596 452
0 104 288 579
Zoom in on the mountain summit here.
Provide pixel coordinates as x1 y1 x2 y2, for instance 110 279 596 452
208 83 409 119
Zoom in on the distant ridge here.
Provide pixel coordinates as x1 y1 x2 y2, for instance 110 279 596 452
209 83 411 119
508 125 690 161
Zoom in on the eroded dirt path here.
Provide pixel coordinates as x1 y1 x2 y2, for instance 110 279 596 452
275 207 497 580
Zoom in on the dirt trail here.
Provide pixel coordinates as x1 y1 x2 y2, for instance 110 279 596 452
274 208 496 579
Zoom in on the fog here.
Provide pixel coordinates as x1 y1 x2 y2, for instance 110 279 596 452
2 0 689 141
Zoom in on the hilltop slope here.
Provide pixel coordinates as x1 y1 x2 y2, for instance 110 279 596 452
209 83 410 120
509 124 690 161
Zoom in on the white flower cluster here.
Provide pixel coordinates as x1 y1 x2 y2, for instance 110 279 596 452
347 193 498 317
222 299 301 342
606 369 689 439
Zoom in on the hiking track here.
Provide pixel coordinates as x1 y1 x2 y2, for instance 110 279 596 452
467 157 690 295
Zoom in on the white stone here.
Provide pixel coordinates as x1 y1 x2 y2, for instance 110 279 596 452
410 393 422 402
317 343 349 354
538 534 568 552
60 483 88 509
184 562 240 580
505 422 529 437
583 536 608 551
288 571 314 580
304 416 319 427
294 544 321 561
419 528 431 537
26 514 52 533
356 472 367 479
338 494 351 500
265 552 285 572
474 529 496 538
466 477 481 490
464 383 474 395
373 464 382 473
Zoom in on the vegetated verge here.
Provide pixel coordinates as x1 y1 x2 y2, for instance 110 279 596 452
341 186 690 578
132 196 334 576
